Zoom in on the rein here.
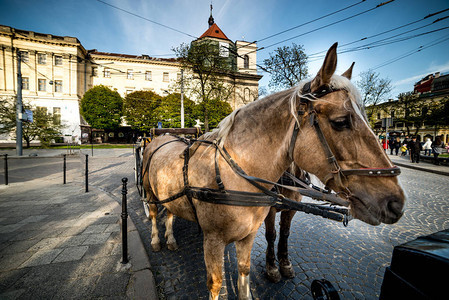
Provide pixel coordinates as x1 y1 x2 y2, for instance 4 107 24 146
142 81 401 225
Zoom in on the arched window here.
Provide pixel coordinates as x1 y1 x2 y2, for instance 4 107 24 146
244 88 250 102
243 55 249 69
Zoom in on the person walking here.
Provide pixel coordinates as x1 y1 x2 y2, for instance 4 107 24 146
423 138 432 156
431 137 444 165
394 137 401 155
408 136 422 163
402 136 410 155
389 138 396 155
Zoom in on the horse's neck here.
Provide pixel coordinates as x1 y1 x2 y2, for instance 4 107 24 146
225 92 294 182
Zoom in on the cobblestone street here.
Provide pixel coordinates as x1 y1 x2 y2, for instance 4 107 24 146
80 150 449 299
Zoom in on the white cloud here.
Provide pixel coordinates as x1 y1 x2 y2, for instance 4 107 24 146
394 60 449 86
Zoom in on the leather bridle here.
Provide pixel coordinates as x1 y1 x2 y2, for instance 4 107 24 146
288 81 401 197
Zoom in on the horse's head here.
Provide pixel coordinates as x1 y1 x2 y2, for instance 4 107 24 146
293 43 405 225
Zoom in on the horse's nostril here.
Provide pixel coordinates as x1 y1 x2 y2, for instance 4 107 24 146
387 199 404 218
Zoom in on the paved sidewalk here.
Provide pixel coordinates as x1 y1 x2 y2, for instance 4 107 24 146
387 153 449 176
0 152 157 299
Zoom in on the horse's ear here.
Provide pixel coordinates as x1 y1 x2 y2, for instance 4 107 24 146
311 42 338 90
341 62 355 80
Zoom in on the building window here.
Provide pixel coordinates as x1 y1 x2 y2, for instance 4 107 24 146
219 42 229 57
54 55 63 66
36 106 47 115
163 72 169 82
377 112 381 119
53 107 61 125
38 79 46 91
92 67 98 77
19 51 29 62
38 53 46 65
127 69 133 80
104 67 110 78
243 55 249 69
390 110 395 118
21 77 29 90
244 88 250 102
145 71 152 81
55 80 62 93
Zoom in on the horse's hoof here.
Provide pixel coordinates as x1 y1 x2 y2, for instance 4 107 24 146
280 263 295 278
151 243 161 252
167 242 178 251
266 266 281 283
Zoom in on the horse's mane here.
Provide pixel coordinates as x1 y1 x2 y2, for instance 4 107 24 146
204 75 365 146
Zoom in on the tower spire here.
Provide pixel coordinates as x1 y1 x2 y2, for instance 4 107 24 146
208 3 214 28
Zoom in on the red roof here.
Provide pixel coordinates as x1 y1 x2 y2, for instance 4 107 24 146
199 23 230 41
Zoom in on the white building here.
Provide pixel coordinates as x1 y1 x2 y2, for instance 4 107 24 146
0 16 261 144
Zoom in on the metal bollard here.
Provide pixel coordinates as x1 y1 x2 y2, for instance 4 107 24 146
3 154 8 185
85 154 88 192
63 154 66 184
121 177 129 264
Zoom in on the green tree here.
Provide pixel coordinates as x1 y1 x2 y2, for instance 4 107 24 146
193 97 232 129
357 70 392 107
154 93 196 128
263 43 309 90
0 96 65 148
173 40 235 132
123 90 162 131
80 85 123 130
426 96 449 136
0 96 16 136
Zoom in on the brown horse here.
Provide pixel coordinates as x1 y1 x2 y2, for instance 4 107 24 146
264 62 356 283
142 43 405 299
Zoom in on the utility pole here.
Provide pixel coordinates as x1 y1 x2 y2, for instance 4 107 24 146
180 69 185 128
16 49 23 156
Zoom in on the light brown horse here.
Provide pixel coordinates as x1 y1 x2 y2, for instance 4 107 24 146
264 62 357 283
142 43 405 299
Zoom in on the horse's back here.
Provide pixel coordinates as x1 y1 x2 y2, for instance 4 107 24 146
143 135 198 221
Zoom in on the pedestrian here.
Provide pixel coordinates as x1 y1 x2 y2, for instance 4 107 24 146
431 137 444 165
400 144 407 156
389 138 395 155
423 138 432 156
408 136 422 163
395 137 401 155
382 139 387 152
402 136 410 155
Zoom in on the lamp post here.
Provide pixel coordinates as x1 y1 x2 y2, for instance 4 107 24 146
180 69 184 128
16 49 23 156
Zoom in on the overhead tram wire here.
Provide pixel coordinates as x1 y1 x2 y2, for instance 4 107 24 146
371 34 449 71
306 20 449 62
245 0 396 56
236 0 369 50
308 8 449 58
95 0 197 39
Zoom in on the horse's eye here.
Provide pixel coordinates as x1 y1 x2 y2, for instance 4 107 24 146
330 117 350 131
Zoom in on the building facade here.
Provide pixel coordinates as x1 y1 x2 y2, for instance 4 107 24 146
0 17 261 144
367 72 449 143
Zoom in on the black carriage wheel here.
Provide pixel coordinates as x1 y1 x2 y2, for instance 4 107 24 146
311 279 340 300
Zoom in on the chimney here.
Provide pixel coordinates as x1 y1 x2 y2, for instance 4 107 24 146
435 72 440 78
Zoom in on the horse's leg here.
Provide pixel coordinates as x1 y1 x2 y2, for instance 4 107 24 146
203 234 225 300
235 232 257 300
264 207 281 283
164 210 178 251
278 210 296 278
149 203 161 252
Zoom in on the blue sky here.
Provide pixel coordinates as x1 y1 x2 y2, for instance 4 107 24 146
1 0 448 99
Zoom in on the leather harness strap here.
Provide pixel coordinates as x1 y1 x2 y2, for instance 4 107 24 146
141 80 402 226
